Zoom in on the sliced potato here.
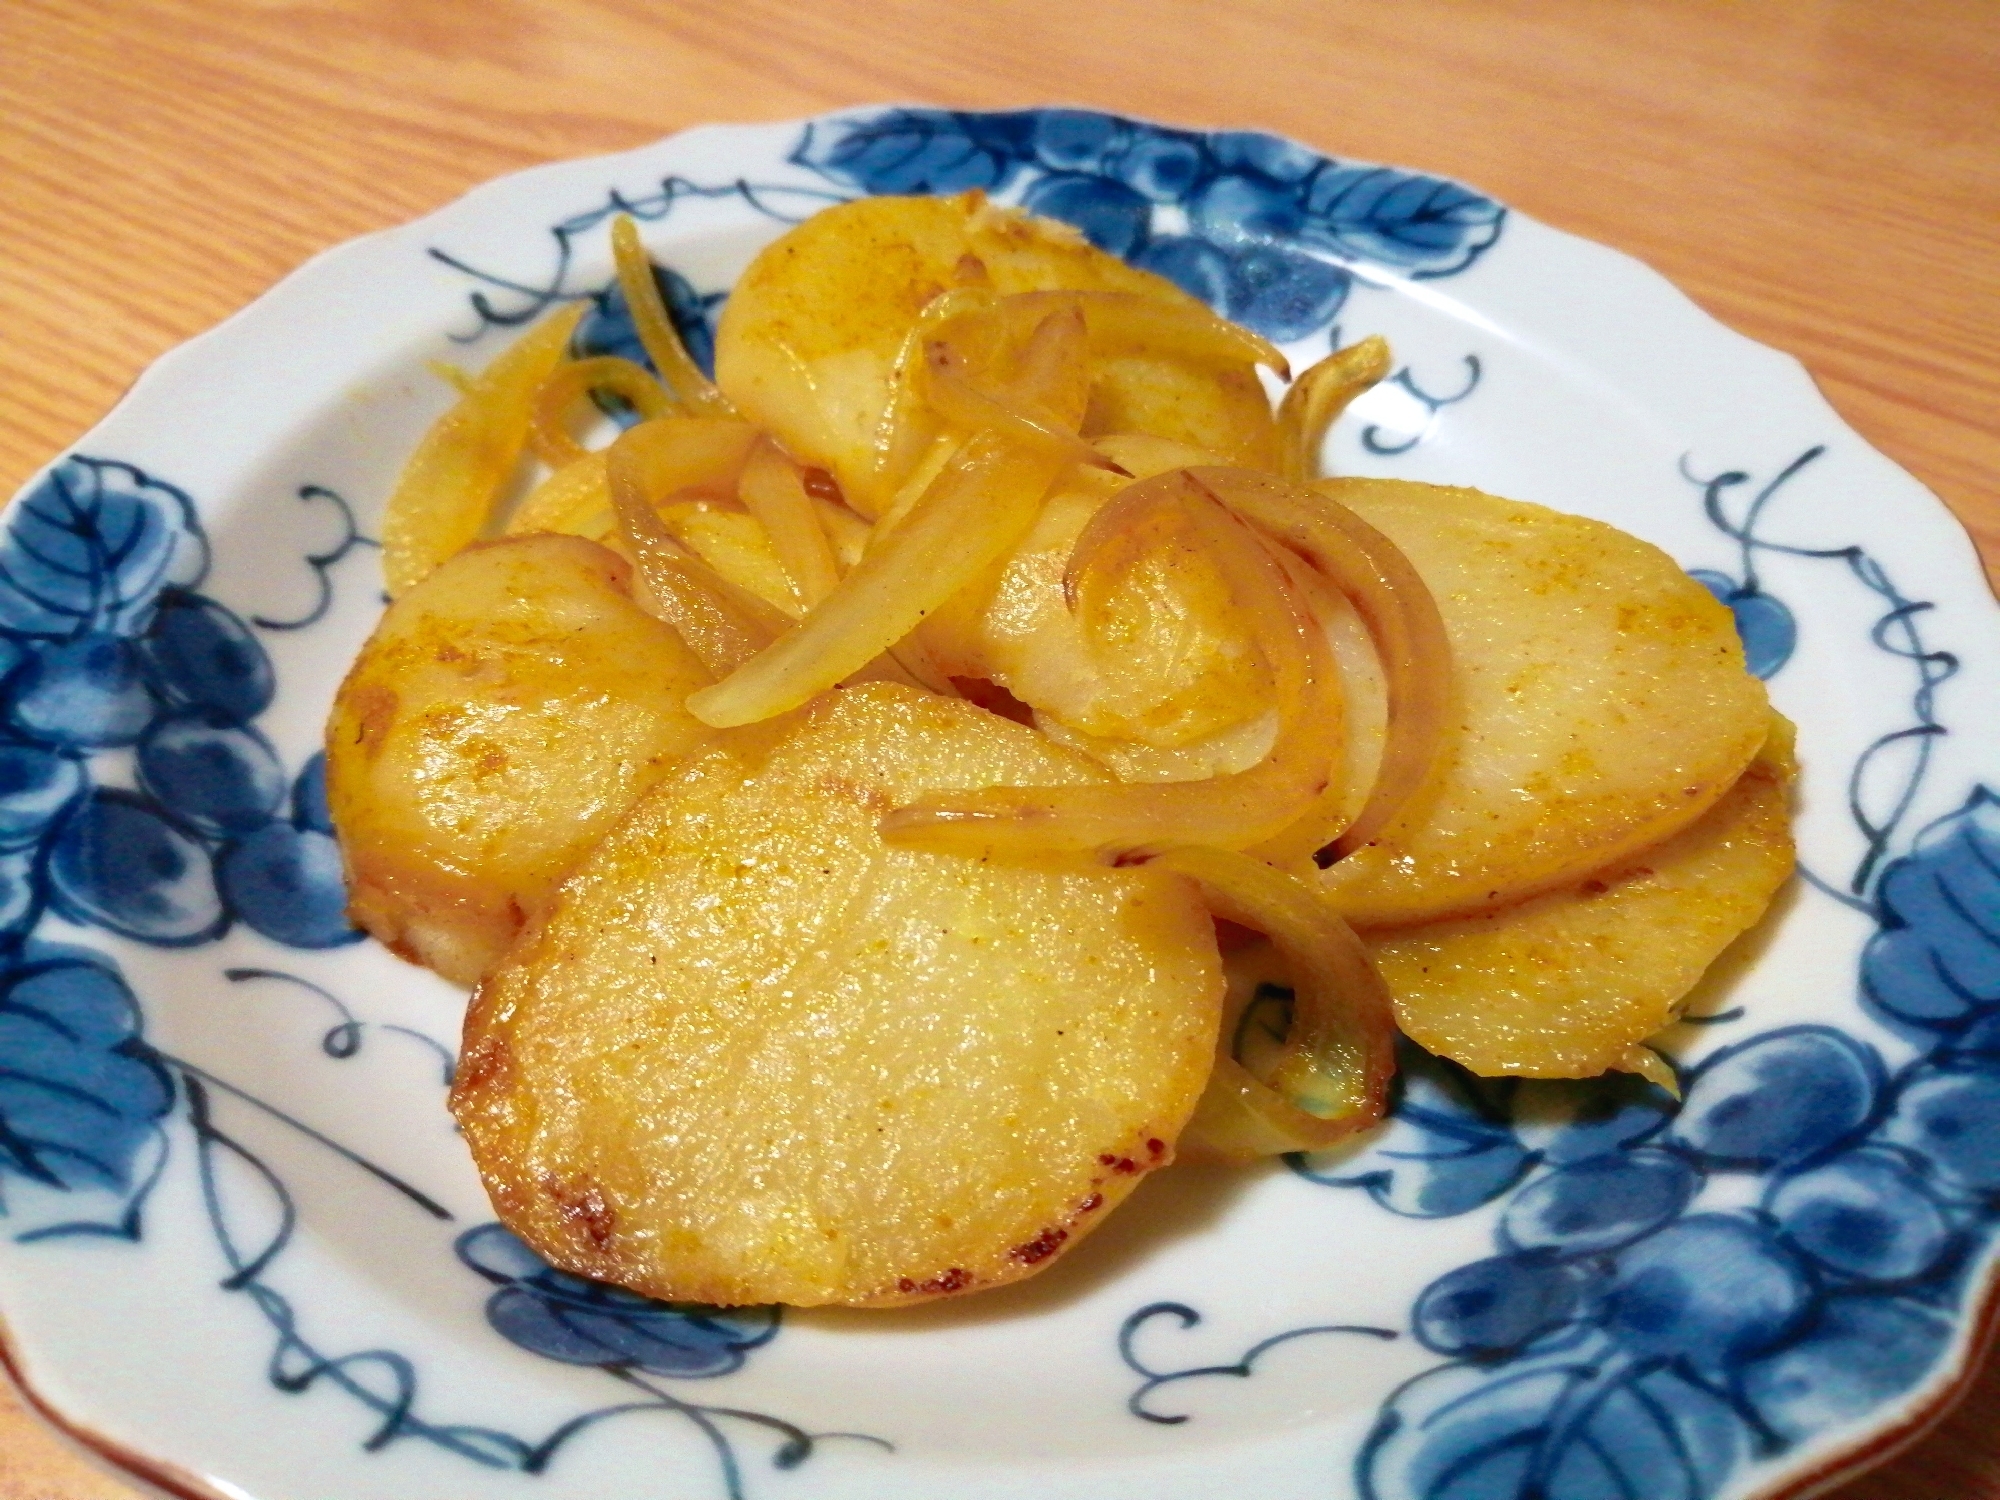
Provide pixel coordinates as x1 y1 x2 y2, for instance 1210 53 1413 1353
919 468 1279 749
1318 479 1770 926
715 192 1276 515
326 535 712 985
453 682 1223 1307
656 500 801 616
1082 353 1276 468
1371 715 1797 1077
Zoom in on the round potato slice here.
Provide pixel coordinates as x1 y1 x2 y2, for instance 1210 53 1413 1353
1369 714 1797 1077
453 682 1223 1307
714 191 1276 515
919 467 1280 749
326 534 713 985
1317 479 1771 926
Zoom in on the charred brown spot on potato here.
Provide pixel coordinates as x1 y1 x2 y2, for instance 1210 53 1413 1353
542 1173 618 1249
897 1266 974 1296
1009 1226 1069 1265
457 1034 515 1099
347 683 398 760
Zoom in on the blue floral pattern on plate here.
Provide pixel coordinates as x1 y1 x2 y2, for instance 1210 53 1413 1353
794 108 1504 341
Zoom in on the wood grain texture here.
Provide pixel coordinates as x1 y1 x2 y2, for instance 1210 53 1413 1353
0 1 1995 1496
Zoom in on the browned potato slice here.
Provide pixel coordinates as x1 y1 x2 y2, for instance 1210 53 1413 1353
919 468 1279 748
1318 479 1770 926
453 682 1223 1307
326 535 712 985
714 192 1276 515
1082 353 1276 468
1370 715 1797 1077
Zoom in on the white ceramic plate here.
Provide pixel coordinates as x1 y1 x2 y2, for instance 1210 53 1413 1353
3 109 1998 1500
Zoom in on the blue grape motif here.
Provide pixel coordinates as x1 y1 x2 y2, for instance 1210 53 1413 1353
0 741 85 851
1862 788 2000 1038
218 820 358 950
1738 1296 1956 1448
1670 1027 1883 1170
1499 1149 1698 1258
1412 1255 1593 1360
292 749 333 833
47 790 227 947
1766 1146 1957 1285
0 453 357 957
1690 568 1797 679
138 588 275 725
136 713 287 839
7 634 157 749
456 1223 779 1377
793 108 1505 341
1603 1215 1818 1371
1347 1003 2000 1498
0 943 172 1198
1879 1056 2000 1201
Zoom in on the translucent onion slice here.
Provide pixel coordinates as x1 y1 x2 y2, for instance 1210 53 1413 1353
507 450 613 540
426 360 475 395
1613 1044 1682 1098
880 469 1341 861
1275 336 1391 483
919 339 1119 473
1007 300 1092 430
862 285 999 517
528 355 678 469
737 437 842 610
1152 845 1395 1163
686 431 1065 728
1190 467 1452 863
1002 290 1290 379
606 423 788 677
609 214 736 418
380 303 583 596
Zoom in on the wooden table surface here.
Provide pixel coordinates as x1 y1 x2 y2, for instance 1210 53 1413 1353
1 1 1996 1496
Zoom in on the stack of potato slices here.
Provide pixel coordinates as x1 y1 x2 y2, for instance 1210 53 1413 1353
326 193 1790 1307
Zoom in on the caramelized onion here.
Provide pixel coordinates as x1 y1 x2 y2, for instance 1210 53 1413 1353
1275 337 1391 483
528 355 677 469
607 423 788 676
686 431 1065 728
1150 844 1396 1163
507 450 612 539
865 285 999 516
610 214 736 418
1190 468 1452 863
880 469 1341 861
1006 301 1093 429
380 303 583 596
737 437 843 610
1003 290 1290 379
919 339 1119 473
